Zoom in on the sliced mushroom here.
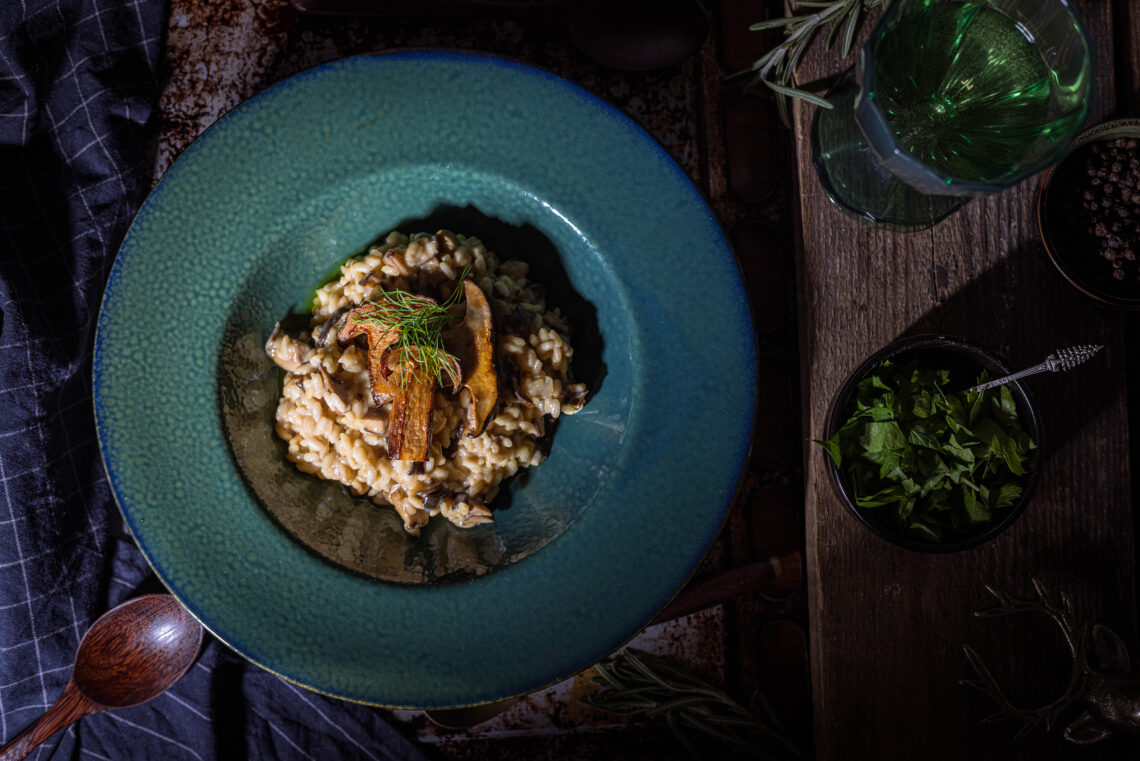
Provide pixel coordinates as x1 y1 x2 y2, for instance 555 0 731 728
359 406 387 435
562 384 589 412
338 302 438 460
416 483 448 514
446 279 500 437
319 368 355 410
337 303 401 406
383 355 435 462
499 359 534 408
265 322 312 372
442 498 494 528
314 304 352 347
501 304 535 338
442 419 465 460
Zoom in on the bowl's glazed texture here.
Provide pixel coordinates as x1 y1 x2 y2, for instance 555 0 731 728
93 51 757 707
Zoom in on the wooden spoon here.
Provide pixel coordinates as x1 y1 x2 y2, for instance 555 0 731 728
0 594 204 760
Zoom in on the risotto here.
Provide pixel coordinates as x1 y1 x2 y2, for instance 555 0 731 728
266 230 588 535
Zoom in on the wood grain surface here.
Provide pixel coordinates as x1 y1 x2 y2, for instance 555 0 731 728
792 1 1138 758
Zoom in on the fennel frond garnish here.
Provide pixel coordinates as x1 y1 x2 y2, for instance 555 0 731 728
356 270 470 388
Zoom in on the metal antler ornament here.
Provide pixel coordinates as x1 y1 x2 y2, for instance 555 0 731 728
961 579 1140 744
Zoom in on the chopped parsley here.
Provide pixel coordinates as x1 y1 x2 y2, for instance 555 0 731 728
818 360 1036 544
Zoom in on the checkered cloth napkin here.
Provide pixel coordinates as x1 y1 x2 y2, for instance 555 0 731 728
0 1 430 758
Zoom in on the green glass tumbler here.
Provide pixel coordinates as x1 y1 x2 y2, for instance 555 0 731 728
812 0 1094 230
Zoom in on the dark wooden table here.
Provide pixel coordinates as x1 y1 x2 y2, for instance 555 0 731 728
793 1 1140 759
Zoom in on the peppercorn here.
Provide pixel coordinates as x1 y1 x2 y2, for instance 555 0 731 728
1047 135 1140 291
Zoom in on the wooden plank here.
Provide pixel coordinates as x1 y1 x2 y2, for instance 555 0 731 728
1115 0 1140 112
791 2 1135 758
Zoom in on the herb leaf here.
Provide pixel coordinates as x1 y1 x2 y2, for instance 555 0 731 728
821 361 1036 543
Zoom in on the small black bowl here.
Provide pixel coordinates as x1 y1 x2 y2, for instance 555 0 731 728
822 335 1042 552
1038 118 1140 309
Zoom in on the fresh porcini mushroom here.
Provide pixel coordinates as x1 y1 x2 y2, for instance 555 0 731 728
265 322 313 372
447 279 500 437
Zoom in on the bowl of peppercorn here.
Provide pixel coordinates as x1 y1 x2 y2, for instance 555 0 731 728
1038 119 1140 308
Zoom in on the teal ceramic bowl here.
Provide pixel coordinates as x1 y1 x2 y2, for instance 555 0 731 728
94 51 757 708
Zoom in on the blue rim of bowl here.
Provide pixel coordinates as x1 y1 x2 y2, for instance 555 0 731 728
93 49 759 707
822 334 1042 553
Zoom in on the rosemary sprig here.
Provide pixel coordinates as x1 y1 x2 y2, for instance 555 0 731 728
738 0 886 126
579 650 803 761
356 270 470 387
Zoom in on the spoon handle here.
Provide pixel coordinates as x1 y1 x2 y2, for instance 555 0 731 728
962 344 1104 395
0 681 103 760
964 360 1053 394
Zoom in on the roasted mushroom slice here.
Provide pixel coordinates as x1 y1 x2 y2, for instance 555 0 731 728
337 303 401 405
336 283 484 461
384 361 434 461
447 279 500 437
339 301 445 461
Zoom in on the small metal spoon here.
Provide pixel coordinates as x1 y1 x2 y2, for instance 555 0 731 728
0 594 204 760
963 344 1103 395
